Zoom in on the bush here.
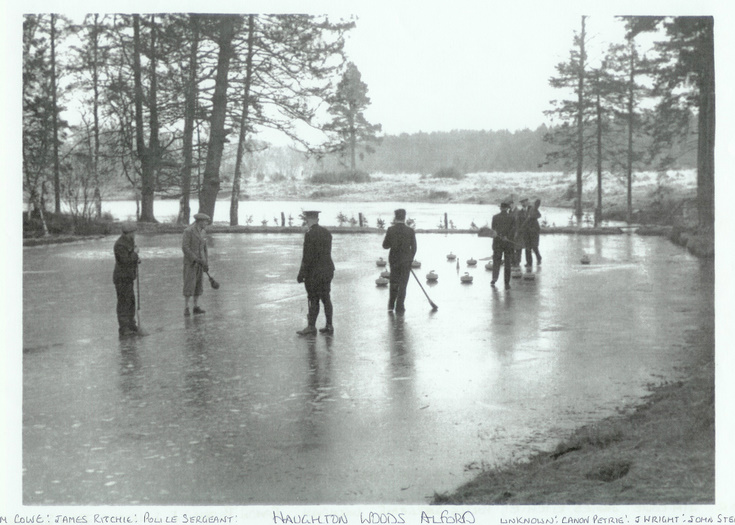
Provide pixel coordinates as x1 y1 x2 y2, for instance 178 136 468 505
427 190 450 201
433 167 464 180
23 211 115 238
269 172 288 183
309 170 371 184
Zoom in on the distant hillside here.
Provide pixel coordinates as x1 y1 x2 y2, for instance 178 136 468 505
215 126 697 184
313 126 697 176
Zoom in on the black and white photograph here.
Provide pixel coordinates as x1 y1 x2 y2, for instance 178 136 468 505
4 0 733 520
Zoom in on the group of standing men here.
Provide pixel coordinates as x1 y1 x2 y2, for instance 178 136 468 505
294 208 417 336
113 208 416 338
113 212 212 337
490 197 543 289
113 200 537 338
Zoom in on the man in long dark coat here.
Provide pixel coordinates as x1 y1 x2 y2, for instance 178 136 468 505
513 197 529 266
491 200 516 290
297 211 335 335
382 208 417 313
113 223 140 337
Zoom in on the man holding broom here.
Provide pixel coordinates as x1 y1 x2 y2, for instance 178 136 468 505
113 222 140 337
182 213 210 316
382 208 417 314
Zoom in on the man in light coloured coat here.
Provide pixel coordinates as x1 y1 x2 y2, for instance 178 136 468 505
182 213 210 316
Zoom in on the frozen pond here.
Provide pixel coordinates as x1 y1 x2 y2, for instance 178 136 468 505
22 231 713 504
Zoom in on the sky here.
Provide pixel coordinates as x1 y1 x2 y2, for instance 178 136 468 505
342 10 621 135
5 1 733 141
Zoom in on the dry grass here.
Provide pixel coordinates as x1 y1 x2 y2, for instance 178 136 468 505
239 169 696 210
433 323 714 505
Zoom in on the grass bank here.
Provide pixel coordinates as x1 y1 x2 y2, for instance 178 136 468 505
433 319 715 505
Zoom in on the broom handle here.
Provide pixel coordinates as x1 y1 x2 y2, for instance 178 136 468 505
136 262 141 328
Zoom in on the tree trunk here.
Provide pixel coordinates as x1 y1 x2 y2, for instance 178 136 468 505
626 42 635 224
142 15 160 222
350 121 356 172
181 14 200 225
200 15 237 220
230 15 255 226
575 16 586 220
697 18 715 232
50 14 61 214
595 84 602 227
92 14 102 219
133 14 153 222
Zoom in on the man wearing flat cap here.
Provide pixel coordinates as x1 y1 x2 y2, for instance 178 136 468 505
113 222 140 336
297 211 335 335
491 200 515 290
382 208 417 313
182 213 210 316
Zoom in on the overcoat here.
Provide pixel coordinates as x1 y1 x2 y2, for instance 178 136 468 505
297 224 335 283
491 211 516 250
381 222 417 267
113 234 138 283
182 224 208 296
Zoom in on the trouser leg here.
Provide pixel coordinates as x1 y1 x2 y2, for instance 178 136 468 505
504 247 513 284
392 265 410 311
304 281 319 327
321 278 333 326
492 249 502 283
322 293 333 325
116 281 136 333
307 295 320 326
388 286 397 310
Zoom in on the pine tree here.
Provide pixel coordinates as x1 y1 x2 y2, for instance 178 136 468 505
323 62 382 172
627 16 715 231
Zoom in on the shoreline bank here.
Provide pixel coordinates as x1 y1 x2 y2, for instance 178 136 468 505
22 223 713 259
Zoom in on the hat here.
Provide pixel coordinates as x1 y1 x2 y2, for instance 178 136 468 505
121 222 137 233
393 208 407 221
500 201 511 209
303 210 320 218
193 213 210 221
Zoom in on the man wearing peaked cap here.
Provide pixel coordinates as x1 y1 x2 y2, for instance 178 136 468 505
182 212 210 316
382 208 417 314
297 211 335 335
113 222 140 336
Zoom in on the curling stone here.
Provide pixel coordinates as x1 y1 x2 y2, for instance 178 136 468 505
376 257 387 267
375 276 389 287
380 270 390 278
485 261 494 271
460 272 473 284
446 252 457 261
466 257 477 266
411 260 422 268
522 272 536 281
426 270 438 281
511 266 523 279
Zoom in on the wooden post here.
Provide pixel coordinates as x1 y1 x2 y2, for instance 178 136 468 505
444 212 448 229
281 211 285 227
359 212 364 227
